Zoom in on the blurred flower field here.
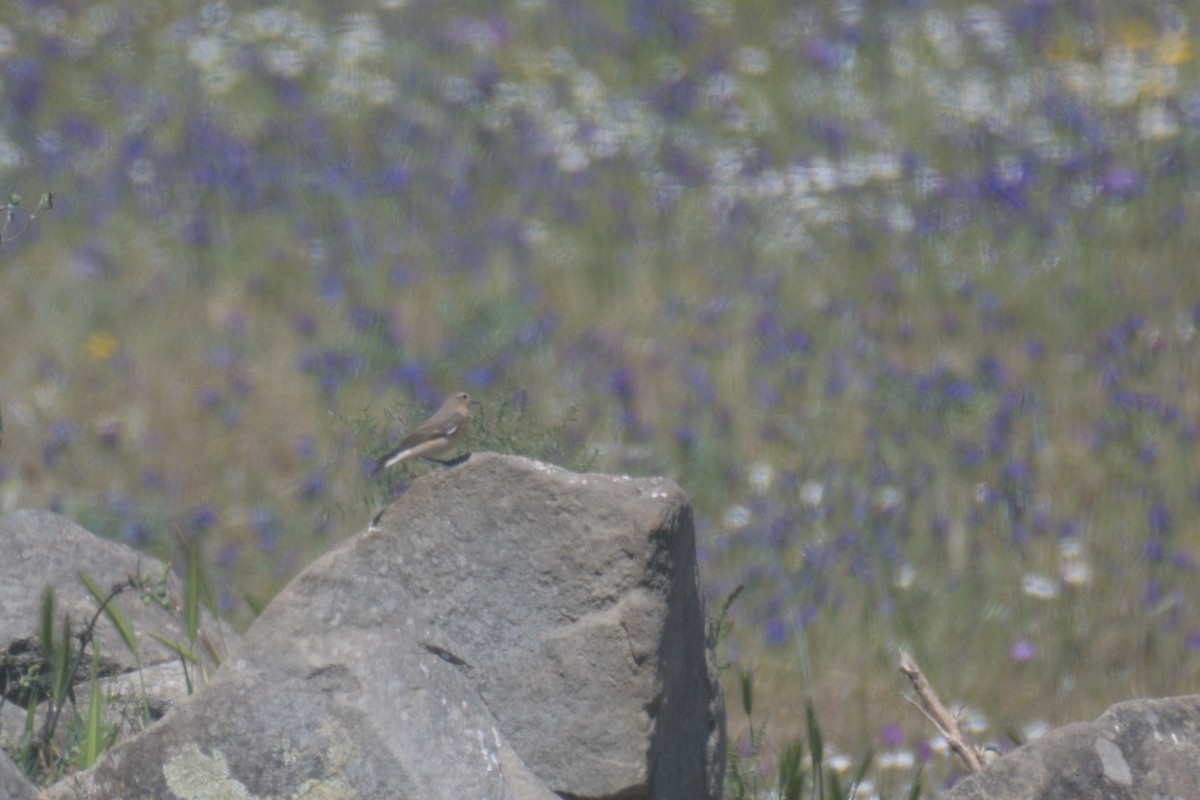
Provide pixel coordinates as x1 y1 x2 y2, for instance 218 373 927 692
2 0 1200 794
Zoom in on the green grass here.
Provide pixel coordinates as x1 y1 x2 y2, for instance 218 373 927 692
2 1 1200 795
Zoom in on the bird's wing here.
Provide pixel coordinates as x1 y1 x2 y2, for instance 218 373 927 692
399 409 466 448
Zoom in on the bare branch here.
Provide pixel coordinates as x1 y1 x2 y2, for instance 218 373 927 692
0 192 54 245
898 648 988 774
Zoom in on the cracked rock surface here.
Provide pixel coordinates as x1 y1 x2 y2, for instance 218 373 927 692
945 694 1200 800
38 452 724 800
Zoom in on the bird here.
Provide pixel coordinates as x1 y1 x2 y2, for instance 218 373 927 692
373 391 471 473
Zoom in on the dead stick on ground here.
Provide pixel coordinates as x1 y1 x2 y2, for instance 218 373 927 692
897 648 987 774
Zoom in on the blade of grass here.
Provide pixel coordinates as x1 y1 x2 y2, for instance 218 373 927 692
82 644 103 769
777 737 806 800
149 634 198 664
905 766 924 800
847 747 875 799
150 633 196 694
740 670 754 717
79 572 138 657
39 588 56 666
806 700 824 800
51 613 73 707
184 543 200 644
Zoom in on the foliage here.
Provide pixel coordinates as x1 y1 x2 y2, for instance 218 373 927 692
0 548 222 786
719 587 921 799
0 192 52 246
1 0 1199 793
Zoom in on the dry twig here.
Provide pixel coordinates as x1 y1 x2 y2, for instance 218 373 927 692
897 648 988 774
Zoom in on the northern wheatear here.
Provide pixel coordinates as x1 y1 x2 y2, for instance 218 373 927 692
374 391 471 472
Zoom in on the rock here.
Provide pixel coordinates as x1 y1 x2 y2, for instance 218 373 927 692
0 509 232 760
367 452 725 799
0 509 231 681
31 453 723 799
0 662 197 759
944 694 1200 799
0 749 40 800
45 591 557 800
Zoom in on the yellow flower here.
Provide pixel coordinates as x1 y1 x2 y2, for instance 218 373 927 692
1043 34 1077 63
85 331 118 361
1115 19 1155 52
1156 31 1193 66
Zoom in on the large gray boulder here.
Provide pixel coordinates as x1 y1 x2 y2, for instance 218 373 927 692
40 452 723 799
45 578 556 800
368 452 726 799
0 509 232 750
0 509 232 679
945 694 1200 799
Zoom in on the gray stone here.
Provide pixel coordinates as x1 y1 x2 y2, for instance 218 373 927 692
0 696 27 752
368 452 725 799
0 748 39 800
0 509 232 681
945 694 1200 799
45 598 556 800
0 509 232 764
28 453 723 799
0 661 197 760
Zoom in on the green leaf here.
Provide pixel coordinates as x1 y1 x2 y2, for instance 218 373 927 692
806 699 823 767
149 633 197 695
39 588 56 663
82 644 103 768
184 542 200 644
777 737 805 800
51 613 73 706
806 700 824 800
739 670 753 717
848 747 874 799
827 769 843 800
904 766 924 800
80 571 138 657
148 633 196 664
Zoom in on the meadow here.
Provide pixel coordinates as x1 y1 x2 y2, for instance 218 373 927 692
2 0 1199 795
